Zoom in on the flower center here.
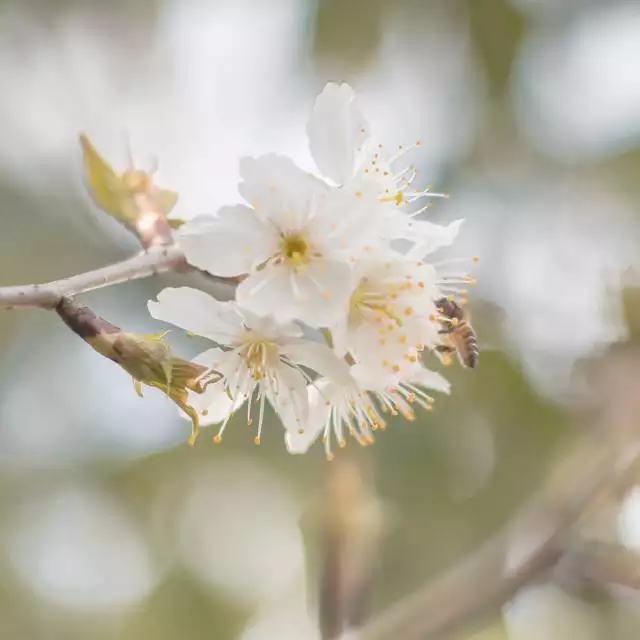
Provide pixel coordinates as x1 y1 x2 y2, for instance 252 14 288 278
280 233 310 267
349 278 404 327
241 334 278 381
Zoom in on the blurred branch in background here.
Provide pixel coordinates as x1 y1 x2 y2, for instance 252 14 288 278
355 435 640 640
317 455 385 640
554 540 640 598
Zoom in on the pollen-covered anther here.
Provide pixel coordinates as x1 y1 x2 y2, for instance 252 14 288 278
338 438 347 449
213 434 223 444
392 364 401 373
254 436 261 445
326 452 335 461
404 307 414 316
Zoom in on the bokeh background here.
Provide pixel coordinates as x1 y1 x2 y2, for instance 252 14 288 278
1 0 640 638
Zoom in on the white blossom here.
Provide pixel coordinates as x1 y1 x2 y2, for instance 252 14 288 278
307 82 456 246
330 250 443 376
148 287 349 445
284 363 451 460
179 156 386 327
149 81 478 457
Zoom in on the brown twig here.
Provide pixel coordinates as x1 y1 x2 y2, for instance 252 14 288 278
0 245 186 309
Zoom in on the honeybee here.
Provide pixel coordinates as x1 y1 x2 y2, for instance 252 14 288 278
434 297 479 369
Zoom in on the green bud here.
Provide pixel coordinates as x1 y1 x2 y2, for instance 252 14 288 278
56 297 218 445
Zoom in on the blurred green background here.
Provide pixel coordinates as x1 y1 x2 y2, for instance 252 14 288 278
0 0 639 638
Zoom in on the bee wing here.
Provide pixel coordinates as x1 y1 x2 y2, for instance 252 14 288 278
79 134 137 227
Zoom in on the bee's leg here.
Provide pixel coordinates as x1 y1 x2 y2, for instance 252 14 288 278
434 343 456 366
434 344 456 354
438 327 454 335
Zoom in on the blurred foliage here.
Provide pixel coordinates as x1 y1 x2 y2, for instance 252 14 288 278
311 0 386 74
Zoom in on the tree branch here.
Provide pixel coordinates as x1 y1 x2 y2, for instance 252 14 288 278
554 541 640 596
356 438 640 640
0 245 186 309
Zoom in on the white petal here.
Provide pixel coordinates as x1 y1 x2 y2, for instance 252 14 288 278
279 339 352 385
284 383 328 454
148 287 243 343
350 363 396 392
237 259 352 327
409 366 451 394
180 205 277 277
238 310 304 341
238 154 327 227
307 83 369 185
287 259 353 326
309 188 386 253
266 361 310 433
328 315 350 359
402 219 465 258
236 265 299 321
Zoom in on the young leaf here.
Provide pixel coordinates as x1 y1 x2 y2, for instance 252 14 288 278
79 134 179 233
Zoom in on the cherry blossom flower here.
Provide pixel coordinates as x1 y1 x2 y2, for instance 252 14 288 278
179 155 386 327
307 82 454 243
148 287 349 445
330 250 443 376
284 363 451 460
153 81 477 457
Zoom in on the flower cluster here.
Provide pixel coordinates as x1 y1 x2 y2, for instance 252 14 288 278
148 83 476 459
